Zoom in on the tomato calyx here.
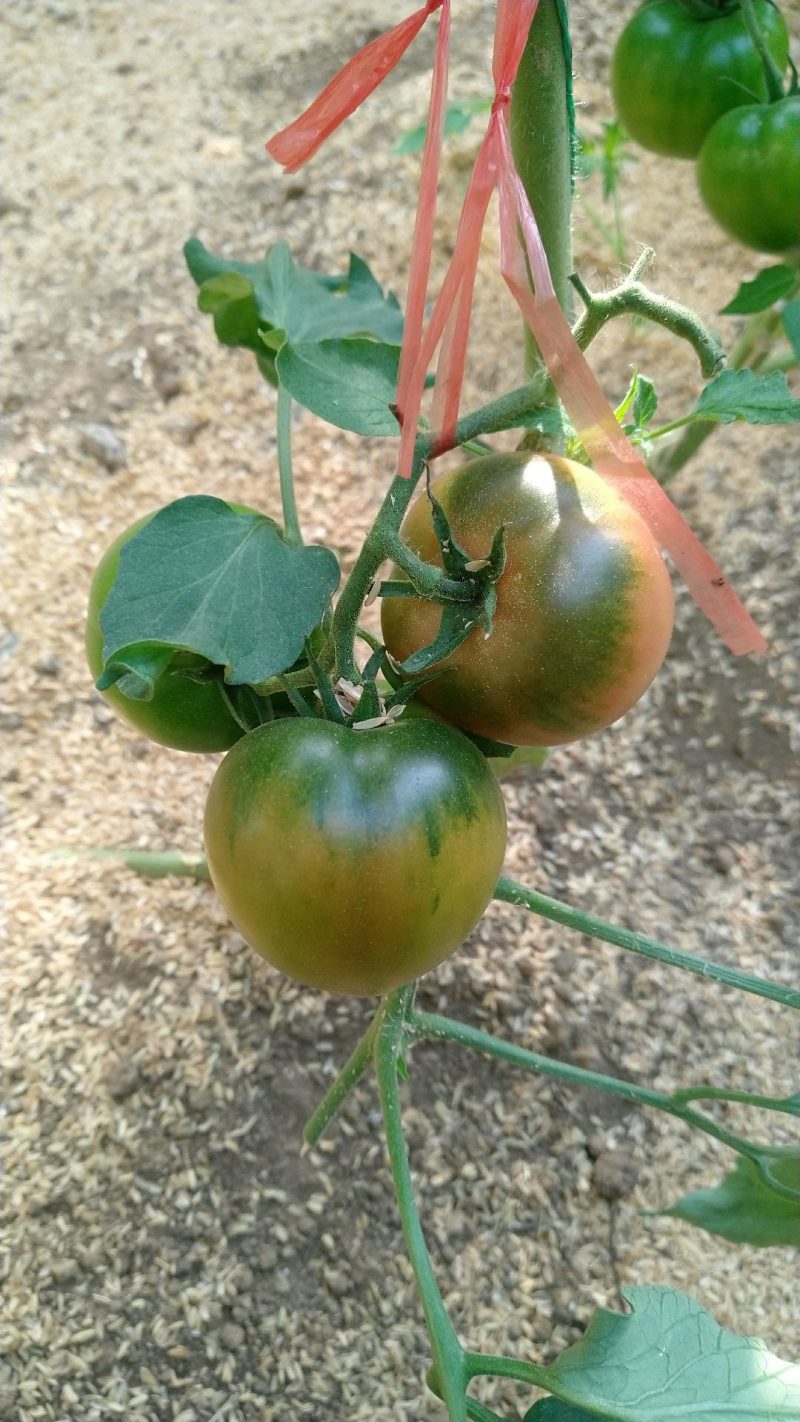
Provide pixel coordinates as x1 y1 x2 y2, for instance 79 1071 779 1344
379 470 508 680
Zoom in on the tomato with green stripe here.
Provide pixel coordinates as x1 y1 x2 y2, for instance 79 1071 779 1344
203 716 507 996
380 452 674 748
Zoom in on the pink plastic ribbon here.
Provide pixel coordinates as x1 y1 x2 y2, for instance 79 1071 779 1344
265 0 765 656
267 1 445 173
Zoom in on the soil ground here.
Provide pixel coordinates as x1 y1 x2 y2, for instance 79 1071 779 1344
2 3 799 1420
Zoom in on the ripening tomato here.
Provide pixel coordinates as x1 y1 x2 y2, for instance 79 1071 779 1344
611 0 789 159
203 716 507 996
86 511 246 753
380 452 674 748
697 96 800 253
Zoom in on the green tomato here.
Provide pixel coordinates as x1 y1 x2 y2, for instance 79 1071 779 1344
611 1 789 159
204 717 507 996
697 96 800 253
86 510 246 753
380 453 674 749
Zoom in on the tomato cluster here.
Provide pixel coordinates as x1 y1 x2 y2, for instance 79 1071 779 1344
88 454 672 995
612 1 798 254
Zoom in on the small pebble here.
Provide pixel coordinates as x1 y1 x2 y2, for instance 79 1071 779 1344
79 423 127 471
593 1149 640 1202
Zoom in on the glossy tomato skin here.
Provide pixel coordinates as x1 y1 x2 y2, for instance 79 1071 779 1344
612 1 789 159
86 512 245 753
204 717 507 996
697 96 800 253
381 453 674 748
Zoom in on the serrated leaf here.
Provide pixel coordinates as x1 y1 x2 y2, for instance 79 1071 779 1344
694 368 800 426
525 1400 599 1422
185 238 403 352
99 497 340 687
276 338 401 435
781 299 800 361
720 266 799 316
539 1285 800 1421
632 374 658 428
661 1153 800 1247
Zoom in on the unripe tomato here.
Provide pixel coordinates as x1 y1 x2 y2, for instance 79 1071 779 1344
611 0 789 159
204 717 507 996
697 96 800 253
380 453 674 748
86 511 246 753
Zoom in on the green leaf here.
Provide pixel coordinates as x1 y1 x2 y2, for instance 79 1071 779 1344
99 497 340 688
781 299 800 361
185 239 404 385
694 368 800 426
539 1285 800 1421
525 1401 599 1422
392 96 491 155
661 1153 800 1247
631 374 658 429
276 338 401 436
720 266 799 316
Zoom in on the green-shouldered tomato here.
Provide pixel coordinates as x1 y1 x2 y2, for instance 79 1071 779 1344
611 1 789 159
380 453 674 748
697 96 800 253
86 510 246 753
203 717 507 996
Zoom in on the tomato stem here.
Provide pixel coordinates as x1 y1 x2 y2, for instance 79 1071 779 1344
739 0 786 103
407 1010 796 1173
494 876 800 1008
510 0 575 360
375 988 471 1421
653 306 788 482
276 383 303 545
571 251 727 379
303 1016 380 1146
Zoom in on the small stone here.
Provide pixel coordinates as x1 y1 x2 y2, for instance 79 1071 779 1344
155 366 184 401
166 414 209 446
52 1258 80 1283
79 422 127 471
323 1268 350 1298
105 1059 141 1101
219 1321 245 1349
586 1132 608 1160
256 1243 278 1271
34 653 62 677
593 1149 640 1201
713 844 736 874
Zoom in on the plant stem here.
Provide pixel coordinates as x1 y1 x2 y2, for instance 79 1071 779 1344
303 1017 379 1145
740 0 785 103
494 877 800 1009
510 0 575 343
276 383 302 544
375 988 469 1420
67 847 212 881
408 1011 786 1163
653 307 783 482
571 257 727 379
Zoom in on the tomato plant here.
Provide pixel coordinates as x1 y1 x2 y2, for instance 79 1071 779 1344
697 94 800 252
381 452 674 747
86 512 246 753
77 2 800 1419
611 0 789 159
203 716 507 996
